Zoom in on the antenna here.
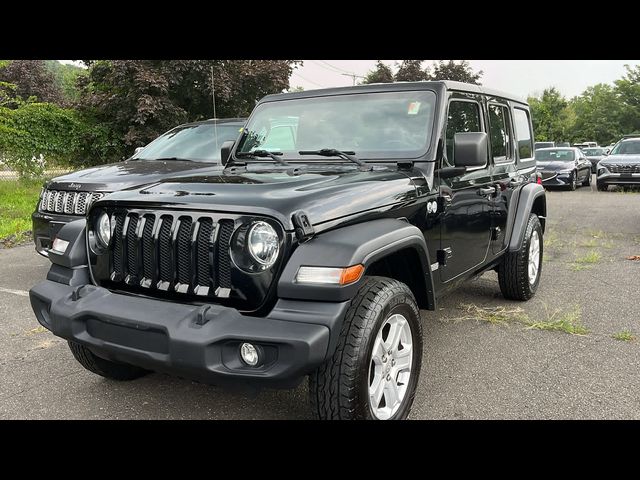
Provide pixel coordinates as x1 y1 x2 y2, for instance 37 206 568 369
341 72 365 86
211 65 219 154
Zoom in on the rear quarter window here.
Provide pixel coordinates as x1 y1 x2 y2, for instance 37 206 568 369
513 107 534 163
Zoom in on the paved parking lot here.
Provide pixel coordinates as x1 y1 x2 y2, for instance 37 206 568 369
1 179 639 419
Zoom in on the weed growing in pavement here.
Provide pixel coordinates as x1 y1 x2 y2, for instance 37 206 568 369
612 330 635 342
525 305 589 336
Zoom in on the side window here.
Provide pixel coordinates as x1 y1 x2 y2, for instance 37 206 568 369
488 104 512 163
513 108 533 160
445 100 482 166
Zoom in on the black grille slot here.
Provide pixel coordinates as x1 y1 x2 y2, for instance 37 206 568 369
125 214 139 278
141 215 156 281
176 218 193 286
158 216 173 283
196 218 214 288
217 220 234 289
112 214 126 278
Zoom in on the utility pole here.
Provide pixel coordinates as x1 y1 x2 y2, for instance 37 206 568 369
341 72 365 86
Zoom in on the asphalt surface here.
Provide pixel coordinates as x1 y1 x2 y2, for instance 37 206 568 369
1 179 640 419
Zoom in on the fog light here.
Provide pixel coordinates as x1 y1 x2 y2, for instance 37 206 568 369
240 342 260 367
50 237 69 255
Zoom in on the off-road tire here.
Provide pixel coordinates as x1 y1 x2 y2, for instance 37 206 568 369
597 182 608 192
68 340 150 381
309 276 423 420
498 213 543 301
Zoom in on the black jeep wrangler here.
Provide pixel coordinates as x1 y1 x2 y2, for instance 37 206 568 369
29 81 546 420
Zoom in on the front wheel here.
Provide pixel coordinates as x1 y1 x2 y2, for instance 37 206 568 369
597 183 608 192
309 277 423 420
498 213 543 301
569 171 578 190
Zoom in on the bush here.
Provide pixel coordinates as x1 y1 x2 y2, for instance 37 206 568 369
0 102 110 177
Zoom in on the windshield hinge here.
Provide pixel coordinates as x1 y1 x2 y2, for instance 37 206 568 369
292 211 315 243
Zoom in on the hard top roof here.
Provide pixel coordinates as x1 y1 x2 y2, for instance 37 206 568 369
260 80 528 105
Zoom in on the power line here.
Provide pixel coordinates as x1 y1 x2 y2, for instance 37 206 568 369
316 60 356 75
291 70 325 88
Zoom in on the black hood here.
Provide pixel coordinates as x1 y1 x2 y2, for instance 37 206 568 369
601 154 640 165
536 160 575 171
100 164 421 230
46 159 223 192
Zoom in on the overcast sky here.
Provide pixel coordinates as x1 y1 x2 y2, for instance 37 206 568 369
291 60 640 98
61 59 640 99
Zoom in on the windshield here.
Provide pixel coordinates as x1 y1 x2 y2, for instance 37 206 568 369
536 149 575 161
610 140 640 155
535 142 554 149
583 148 605 156
236 91 437 160
132 123 243 162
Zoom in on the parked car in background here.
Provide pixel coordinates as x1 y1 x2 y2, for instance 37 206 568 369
596 137 640 191
556 142 571 148
583 146 609 173
536 147 591 190
535 141 555 149
32 118 245 256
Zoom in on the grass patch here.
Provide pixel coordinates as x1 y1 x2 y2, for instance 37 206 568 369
544 231 563 249
0 179 43 244
571 250 602 270
26 325 47 335
525 305 589 336
452 304 528 325
612 330 635 342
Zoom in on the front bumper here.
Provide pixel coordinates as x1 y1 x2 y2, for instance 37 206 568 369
596 171 640 187
32 211 83 257
29 280 349 388
539 170 573 187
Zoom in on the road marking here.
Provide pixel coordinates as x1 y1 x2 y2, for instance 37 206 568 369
0 287 29 297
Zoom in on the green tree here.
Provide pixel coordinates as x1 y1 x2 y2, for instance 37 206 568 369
44 61 87 103
78 60 301 159
570 83 624 145
394 60 430 82
0 60 63 105
614 64 640 134
528 87 574 143
429 60 483 84
361 61 395 84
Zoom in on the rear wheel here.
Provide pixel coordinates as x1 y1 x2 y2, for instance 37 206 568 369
68 341 150 381
309 277 423 420
498 214 543 301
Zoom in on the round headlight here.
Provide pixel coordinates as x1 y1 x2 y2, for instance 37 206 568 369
248 221 279 268
96 212 111 247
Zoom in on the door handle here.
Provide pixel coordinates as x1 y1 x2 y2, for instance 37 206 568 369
478 186 496 196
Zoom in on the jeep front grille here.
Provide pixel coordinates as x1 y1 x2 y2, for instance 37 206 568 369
606 164 640 174
40 189 105 215
109 211 235 297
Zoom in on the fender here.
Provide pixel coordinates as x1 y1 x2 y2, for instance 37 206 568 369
278 218 435 306
507 183 546 252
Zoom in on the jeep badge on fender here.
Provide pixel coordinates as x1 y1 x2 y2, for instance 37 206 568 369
29 81 545 420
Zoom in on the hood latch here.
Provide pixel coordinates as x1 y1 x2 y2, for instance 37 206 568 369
292 211 315 243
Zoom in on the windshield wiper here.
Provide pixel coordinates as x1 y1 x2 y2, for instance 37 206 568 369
298 149 370 169
235 150 289 166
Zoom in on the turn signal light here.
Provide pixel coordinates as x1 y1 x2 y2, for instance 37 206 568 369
296 264 365 285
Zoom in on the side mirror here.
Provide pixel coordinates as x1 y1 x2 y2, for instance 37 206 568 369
603 150 609 156
220 140 235 165
453 132 488 168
